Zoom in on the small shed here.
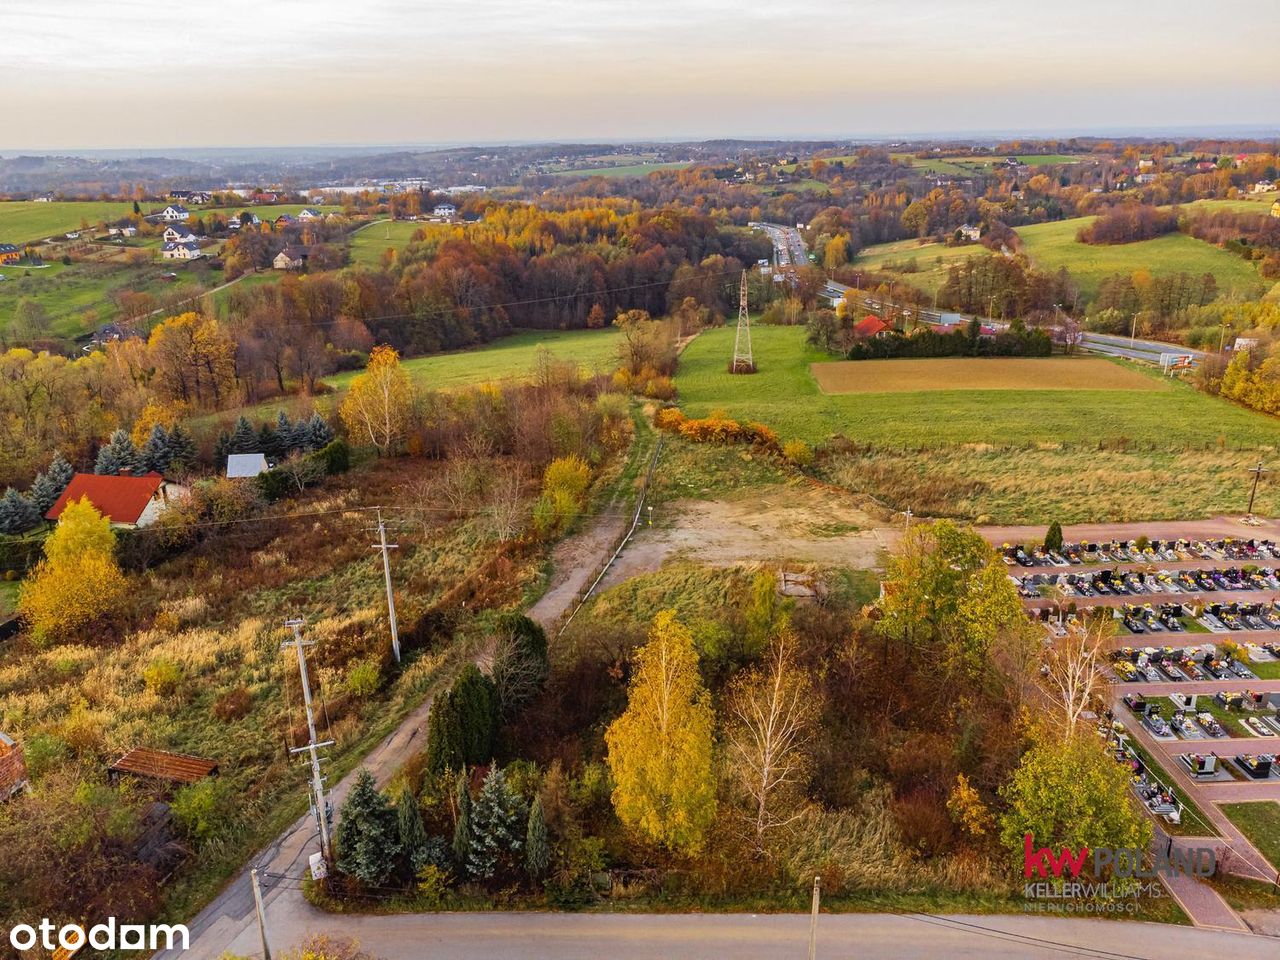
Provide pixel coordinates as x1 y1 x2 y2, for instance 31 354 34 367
226 452 269 478
108 747 218 786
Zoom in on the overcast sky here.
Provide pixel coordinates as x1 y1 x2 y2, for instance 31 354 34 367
2 0 1277 150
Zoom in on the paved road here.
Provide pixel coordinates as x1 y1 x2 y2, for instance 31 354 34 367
179 909 1280 959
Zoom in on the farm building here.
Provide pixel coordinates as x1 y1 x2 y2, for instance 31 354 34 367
160 205 190 222
0 243 21 264
162 241 202 261
0 732 30 801
853 315 890 339
273 246 307 270
226 453 269 478
46 472 188 528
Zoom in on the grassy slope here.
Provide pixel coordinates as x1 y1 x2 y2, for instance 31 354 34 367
348 221 426 267
549 161 690 179
1220 801 1280 872
0 201 140 243
852 238 988 295
1015 218 1264 301
675 325 1280 522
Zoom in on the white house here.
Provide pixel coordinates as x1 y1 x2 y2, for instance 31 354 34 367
1252 180 1276 194
162 240 203 261
163 225 197 243
160 205 190 222
120 226 137 237
273 246 306 270
298 208 322 220
226 453 269 478
957 223 982 242
432 203 457 218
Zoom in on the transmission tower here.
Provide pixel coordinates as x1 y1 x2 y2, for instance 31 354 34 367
731 270 755 374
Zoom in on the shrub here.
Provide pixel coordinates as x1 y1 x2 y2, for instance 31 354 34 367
346 658 383 698
255 469 294 502
653 407 686 431
783 439 814 467
171 777 233 843
143 657 185 698
313 438 351 475
642 375 677 401
213 686 252 722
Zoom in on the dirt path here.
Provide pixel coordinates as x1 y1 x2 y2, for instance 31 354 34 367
527 511 630 628
603 484 896 589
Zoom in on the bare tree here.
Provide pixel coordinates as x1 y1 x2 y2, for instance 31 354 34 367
723 630 819 853
1059 314 1085 355
485 466 527 542
278 450 324 493
1041 616 1113 735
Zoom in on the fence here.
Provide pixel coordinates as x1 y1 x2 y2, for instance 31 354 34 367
556 436 664 637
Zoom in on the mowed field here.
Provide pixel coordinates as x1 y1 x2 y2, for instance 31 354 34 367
348 220 447 268
852 237 987 294
549 161 690 179
1015 217 1265 301
0 201 139 243
811 357 1166 394
675 325 1280 522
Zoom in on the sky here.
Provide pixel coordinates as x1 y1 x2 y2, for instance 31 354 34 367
2 0 1277 150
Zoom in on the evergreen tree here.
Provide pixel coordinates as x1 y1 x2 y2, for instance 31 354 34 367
30 472 59 515
228 416 258 455
275 410 300 452
140 423 173 474
454 664 498 765
425 685 465 778
466 766 526 882
451 770 472 868
397 783 430 872
43 452 74 501
167 425 197 470
335 768 401 886
0 488 40 534
214 431 230 468
525 794 549 880
306 412 335 450
94 429 139 475
257 422 281 459
1044 521 1064 553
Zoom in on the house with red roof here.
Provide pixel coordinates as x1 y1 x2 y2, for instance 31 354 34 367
853 315 890 339
45 472 188 528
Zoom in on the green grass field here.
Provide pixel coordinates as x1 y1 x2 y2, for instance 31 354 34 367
1181 197 1277 216
852 237 987 295
1015 218 1265 301
674 325 1280 522
549 161 690 179
1221 802 1280 872
0 201 140 243
348 220 447 268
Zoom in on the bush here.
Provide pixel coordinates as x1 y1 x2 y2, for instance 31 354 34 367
783 439 814 467
654 407 686 431
346 658 383 698
212 686 252 722
255 468 294 502
313 438 351 475
171 777 233 843
142 657 185 698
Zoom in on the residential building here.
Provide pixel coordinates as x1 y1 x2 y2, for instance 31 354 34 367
163 225 196 243
1250 180 1275 194
432 203 457 218
226 453 269 478
120 225 137 237
162 240 203 260
0 732 29 801
160 204 190 222
46 472 188 528
853 315 890 339
298 208 322 220
273 246 307 270
957 223 981 242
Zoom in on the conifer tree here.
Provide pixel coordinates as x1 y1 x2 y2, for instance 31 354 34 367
141 423 173 474
33 452 73 513
306 413 335 450
451 770 472 868
466 766 526 882
94 428 139 475
398 783 429 872
525 794 549 880
228 416 257 455
335 768 401 886
0 488 39 534
167 425 197 470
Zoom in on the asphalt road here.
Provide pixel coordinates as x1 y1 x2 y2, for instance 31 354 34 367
177 909 1280 960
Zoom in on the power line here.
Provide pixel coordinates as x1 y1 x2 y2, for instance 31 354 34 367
904 913 1156 960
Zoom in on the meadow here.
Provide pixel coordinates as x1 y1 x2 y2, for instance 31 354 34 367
0 201 140 243
851 237 989 295
549 161 690 179
674 325 1280 522
811 356 1164 394
347 219 446 268
1015 217 1265 301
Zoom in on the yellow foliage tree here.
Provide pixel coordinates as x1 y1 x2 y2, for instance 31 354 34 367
19 498 127 642
339 345 413 455
605 610 716 853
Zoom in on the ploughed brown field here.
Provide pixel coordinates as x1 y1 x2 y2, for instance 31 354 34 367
810 357 1169 394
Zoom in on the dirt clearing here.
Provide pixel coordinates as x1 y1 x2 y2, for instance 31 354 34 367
811 357 1167 394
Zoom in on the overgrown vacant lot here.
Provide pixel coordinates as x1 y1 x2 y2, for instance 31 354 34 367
850 237 984 295
811 356 1163 394
1014 217 1265 301
675 326 1280 522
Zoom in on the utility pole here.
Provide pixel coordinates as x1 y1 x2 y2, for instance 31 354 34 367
807 874 821 960
282 619 334 861
371 508 401 662
1247 461 1269 518
731 270 754 373
251 868 272 960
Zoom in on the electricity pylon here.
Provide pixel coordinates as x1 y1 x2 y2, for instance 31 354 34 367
731 270 755 373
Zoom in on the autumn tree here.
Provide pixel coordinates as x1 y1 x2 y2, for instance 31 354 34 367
339 345 413 455
147 312 237 407
1040 617 1114 736
605 610 716 853
723 629 818 853
18 497 127 642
